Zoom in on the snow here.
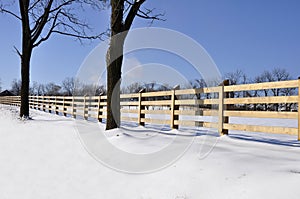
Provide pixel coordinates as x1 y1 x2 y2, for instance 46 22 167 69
1 104 300 199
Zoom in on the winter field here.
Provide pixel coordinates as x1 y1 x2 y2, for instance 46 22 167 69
1 104 300 199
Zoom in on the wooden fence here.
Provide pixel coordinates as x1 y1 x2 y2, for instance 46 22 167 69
0 79 299 140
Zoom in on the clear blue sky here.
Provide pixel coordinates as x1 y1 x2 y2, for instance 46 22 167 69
1 0 300 90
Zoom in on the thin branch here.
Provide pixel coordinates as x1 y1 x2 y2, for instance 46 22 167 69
124 0 134 6
49 0 74 13
123 1 132 16
52 30 105 40
13 46 22 58
0 7 21 20
136 7 166 23
28 0 41 11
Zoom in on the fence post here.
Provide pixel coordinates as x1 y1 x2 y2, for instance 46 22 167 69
218 80 229 135
298 77 300 141
83 95 88 120
223 80 229 135
170 85 180 129
97 93 103 123
55 96 58 114
138 88 145 126
47 96 49 112
47 97 49 112
36 96 38 109
51 97 53 113
72 96 76 119
37 96 39 110
218 83 224 135
63 96 66 116
31 96 33 109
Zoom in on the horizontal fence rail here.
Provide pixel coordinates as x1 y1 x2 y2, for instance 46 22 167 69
0 79 299 140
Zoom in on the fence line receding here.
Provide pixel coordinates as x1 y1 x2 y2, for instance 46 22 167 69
0 79 299 140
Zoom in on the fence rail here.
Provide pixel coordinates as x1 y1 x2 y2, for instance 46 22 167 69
0 79 299 140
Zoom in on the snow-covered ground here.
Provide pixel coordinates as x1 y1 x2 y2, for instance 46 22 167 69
1 104 300 199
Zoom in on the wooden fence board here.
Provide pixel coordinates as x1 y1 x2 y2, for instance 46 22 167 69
224 80 298 92
141 118 170 125
224 110 297 119
141 100 171 106
175 99 219 105
141 91 172 97
223 123 298 135
224 96 298 104
141 110 171 115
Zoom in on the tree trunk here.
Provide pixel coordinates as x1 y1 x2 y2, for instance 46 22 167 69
105 0 124 130
19 1 32 118
105 0 147 129
20 51 32 118
106 45 123 130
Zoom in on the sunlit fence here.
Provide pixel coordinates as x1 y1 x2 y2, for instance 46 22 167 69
1 79 299 140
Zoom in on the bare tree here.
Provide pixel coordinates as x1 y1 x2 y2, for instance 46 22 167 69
257 68 292 111
38 83 46 96
270 68 292 111
44 82 61 96
62 77 77 96
77 83 99 96
225 69 249 98
10 79 22 95
95 85 106 95
106 0 164 129
190 79 208 99
122 82 144 94
0 0 105 118
30 81 46 95
269 68 291 96
225 69 245 86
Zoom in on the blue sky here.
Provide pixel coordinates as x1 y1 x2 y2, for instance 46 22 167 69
0 0 300 90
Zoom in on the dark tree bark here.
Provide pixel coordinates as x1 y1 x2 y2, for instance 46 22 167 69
106 0 164 130
106 0 125 129
19 0 33 118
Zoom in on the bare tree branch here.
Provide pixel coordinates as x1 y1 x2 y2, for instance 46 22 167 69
52 30 104 40
49 0 74 13
124 0 146 31
28 0 41 11
13 46 22 58
124 0 165 30
32 9 61 48
0 6 22 20
31 0 53 43
137 7 165 23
